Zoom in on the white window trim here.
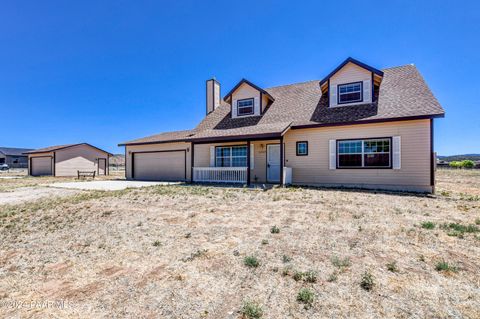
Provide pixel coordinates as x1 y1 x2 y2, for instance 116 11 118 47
337 82 363 105
236 98 254 116
215 145 248 167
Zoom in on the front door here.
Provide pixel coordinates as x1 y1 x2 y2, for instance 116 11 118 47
267 144 280 183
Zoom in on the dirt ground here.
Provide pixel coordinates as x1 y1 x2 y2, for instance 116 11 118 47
0 169 479 318
0 170 125 193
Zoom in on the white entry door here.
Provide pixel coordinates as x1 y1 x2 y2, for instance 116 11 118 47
267 144 281 183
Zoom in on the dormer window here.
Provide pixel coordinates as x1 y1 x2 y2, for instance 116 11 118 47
338 82 363 104
237 98 254 116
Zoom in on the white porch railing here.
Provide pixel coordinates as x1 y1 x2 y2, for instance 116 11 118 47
193 167 247 183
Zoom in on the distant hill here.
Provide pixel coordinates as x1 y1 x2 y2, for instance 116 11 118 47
437 154 480 162
110 154 125 166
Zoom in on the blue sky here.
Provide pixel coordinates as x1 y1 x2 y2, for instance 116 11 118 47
0 1 478 155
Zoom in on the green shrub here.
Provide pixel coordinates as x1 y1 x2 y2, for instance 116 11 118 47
435 260 458 273
331 256 351 270
327 271 338 282
152 240 161 247
270 225 280 234
304 270 318 283
360 271 374 291
293 271 304 281
386 261 398 272
449 161 462 168
296 288 314 307
461 160 475 168
282 255 292 263
421 221 435 230
244 256 260 268
241 301 263 319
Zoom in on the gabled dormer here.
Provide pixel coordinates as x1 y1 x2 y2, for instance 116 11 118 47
320 57 384 108
223 79 275 118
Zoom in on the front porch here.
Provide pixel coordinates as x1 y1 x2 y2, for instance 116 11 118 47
190 138 291 185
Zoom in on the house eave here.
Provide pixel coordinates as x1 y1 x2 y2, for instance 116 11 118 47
291 114 445 130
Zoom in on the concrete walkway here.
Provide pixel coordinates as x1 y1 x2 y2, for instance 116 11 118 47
48 180 180 191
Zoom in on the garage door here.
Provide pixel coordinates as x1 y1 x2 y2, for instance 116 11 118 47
133 151 185 181
31 157 53 176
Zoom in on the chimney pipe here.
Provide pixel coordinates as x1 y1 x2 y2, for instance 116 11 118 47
206 78 220 115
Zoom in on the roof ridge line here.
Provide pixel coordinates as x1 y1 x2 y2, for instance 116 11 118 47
265 79 320 90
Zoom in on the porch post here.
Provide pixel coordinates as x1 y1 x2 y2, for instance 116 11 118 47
246 140 251 186
190 142 195 183
280 136 284 185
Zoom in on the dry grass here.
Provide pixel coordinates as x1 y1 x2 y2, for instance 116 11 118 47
0 170 479 318
0 170 125 192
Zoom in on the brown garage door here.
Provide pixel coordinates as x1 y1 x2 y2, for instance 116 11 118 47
31 157 53 176
133 151 186 181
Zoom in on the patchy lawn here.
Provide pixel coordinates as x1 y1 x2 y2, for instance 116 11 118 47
0 170 479 318
0 170 125 193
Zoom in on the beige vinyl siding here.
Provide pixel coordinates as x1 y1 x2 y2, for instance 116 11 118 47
126 142 191 180
283 119 432 192
55 144 109 177
330 62 372 107
192 140 279 183
231 83 261 118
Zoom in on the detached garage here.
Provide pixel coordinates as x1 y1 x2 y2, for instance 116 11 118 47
25 143 112 177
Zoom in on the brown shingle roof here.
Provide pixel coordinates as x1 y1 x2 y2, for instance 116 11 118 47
120 64 444 146
24 143 112 155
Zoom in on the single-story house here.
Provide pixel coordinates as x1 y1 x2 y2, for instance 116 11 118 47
24 143 112 177
0 147 33 168
119 57 445 193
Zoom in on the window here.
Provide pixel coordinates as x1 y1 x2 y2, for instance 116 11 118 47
215 145 247 167
237 98 254 116
296 141 308 156
337 138 391 168
338 82 363 104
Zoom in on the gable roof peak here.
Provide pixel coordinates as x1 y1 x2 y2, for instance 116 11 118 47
223 78 274 102
319 57 384 86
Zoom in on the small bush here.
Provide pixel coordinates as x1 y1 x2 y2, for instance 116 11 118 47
261 239 269 245
386 261 398 272
360 271 374 291
331 256 351 270
270 225 280 234
282 266 292 276
244 256 260 268
421 221 435 230
304 270 318 283
241 301 263 319
296 288 314 307
293 271 304 281
441 222 479 237
152 240 161 247
435 260 458 273
461 160 475 168
282 255 292 263
327 272 338 282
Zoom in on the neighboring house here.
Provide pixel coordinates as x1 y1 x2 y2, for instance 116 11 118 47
120 57 445 193
0 147 33 168
25 143 112 177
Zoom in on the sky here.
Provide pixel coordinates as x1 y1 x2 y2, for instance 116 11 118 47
0 1 479 155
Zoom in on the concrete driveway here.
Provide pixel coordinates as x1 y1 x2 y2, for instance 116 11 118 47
49 180 180 191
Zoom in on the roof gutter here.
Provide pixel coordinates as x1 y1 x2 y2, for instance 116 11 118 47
290 114 445 130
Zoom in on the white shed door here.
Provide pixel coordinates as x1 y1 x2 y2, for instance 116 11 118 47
31 157 52 176
133 151 185 181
